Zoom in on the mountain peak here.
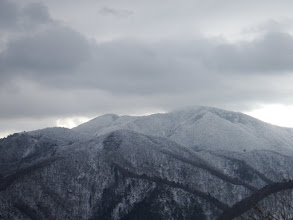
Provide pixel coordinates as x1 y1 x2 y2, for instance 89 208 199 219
73 113 121 135
72 106 293 154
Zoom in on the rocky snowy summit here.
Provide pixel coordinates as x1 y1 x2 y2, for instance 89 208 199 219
0 107 293 219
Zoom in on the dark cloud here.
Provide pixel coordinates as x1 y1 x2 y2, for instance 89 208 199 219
2 30 293 96
22 2 52 27
0 0 52 30
99 6 133 17
0 26 90 74
0 80 160 119
207 32 293 73
88 32 293 92
0 0 19 29
31 32 293 95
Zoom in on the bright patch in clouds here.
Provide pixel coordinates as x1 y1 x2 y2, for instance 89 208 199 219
56 117 92 128
245 104 293 128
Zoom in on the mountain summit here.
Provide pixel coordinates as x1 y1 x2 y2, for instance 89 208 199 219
74 107 293 154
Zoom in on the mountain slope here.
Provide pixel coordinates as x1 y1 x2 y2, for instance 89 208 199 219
0 128 270 219
0 129 291 219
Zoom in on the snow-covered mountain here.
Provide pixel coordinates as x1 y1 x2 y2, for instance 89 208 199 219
74 106 293 154
0 106 293 219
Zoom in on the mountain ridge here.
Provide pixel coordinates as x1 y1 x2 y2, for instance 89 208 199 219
73 106 293 154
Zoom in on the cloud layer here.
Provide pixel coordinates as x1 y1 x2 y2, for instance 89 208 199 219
1 0 293 134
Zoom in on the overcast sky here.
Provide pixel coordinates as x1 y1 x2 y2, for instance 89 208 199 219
1 0 293 137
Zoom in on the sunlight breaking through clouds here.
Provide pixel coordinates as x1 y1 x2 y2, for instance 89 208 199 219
245 104 293 128
56 117 92 129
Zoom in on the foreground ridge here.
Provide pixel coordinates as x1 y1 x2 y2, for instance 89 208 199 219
217 180 293 220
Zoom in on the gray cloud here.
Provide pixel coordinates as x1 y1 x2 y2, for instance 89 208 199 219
0 0 19 29
207 32 293 73
99 6 134 17
29 32 293 95
2 30 293 96
40 0 293 44
0 73 292 120
22 2 52 27
0 0 52 30
247 19 293 34
0 26 90 75
1 0 293 135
